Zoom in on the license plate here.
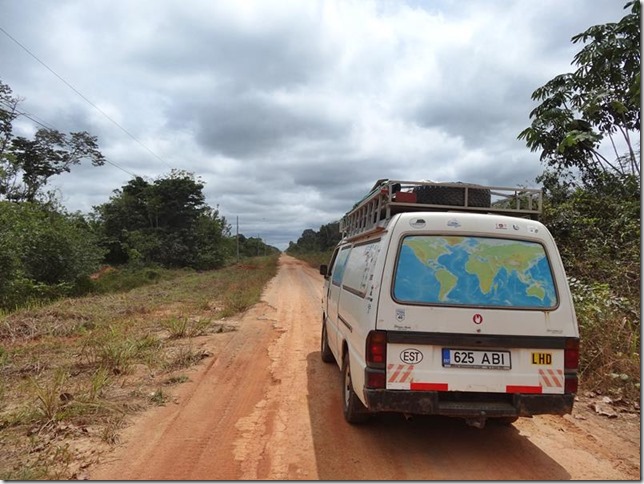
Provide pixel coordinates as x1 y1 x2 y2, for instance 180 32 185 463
442 348 511 370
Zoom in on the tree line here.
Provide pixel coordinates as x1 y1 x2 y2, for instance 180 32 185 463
285 222 341 255
0 80 278 311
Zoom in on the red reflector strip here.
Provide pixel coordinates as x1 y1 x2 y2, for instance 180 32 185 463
400 366 414 383
388 364 403 383
387 364 415 384
411 382 448 391
506 385 542 394
539 369 564 388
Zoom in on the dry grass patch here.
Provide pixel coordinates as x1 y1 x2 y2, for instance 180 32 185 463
0 255 278 479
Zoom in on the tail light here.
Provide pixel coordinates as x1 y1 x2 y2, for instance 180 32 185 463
365 368 386 389
565 375 578 394
365 331 387 389
366 330 387 368
564 337 579 394
564 338 580 370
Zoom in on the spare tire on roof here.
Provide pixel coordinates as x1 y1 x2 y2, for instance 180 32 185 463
413 182 491 208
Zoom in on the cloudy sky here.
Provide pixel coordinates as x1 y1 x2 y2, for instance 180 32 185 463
0 0 628 249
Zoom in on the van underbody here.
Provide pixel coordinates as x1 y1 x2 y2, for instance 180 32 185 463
364 389 574 418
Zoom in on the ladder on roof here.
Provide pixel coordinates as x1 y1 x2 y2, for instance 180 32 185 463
339 179 542 240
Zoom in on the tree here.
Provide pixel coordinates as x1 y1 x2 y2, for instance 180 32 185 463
146 170 206 230
235 233 279 258
318 222 341 251
10 130 105 202
518 1 640 189
0 79 105 202
95 170 230 269
517 4 641 393
0 81 19 158
286 222 341 254
193 207 230 269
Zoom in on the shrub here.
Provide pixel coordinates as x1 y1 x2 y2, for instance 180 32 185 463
569 277 640 399
0 202 105 310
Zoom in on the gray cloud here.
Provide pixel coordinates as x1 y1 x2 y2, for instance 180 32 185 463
0 0 627 249
188 92 347 158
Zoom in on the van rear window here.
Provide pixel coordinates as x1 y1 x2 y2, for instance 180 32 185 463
393 235 557 308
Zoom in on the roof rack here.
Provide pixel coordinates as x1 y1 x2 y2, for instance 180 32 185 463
339 179 542 240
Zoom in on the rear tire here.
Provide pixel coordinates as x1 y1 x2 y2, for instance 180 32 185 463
342 356 369 424
320 320 335 363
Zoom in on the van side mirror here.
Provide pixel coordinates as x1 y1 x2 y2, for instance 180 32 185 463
319 265 328 277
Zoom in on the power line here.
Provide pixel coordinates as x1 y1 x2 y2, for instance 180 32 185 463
0 100 57 131
0 104 139 178
0 25 174 170
98 158 139 178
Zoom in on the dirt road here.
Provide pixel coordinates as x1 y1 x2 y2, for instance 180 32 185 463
89 255 640 480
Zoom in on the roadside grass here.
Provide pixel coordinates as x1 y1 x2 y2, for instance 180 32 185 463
89 266 170 294
0 255 278 480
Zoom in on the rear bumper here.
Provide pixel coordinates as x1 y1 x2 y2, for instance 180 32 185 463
363 389 574 418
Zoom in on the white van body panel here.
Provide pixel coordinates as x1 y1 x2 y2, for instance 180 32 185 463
377 212 577 337
321 209 579 422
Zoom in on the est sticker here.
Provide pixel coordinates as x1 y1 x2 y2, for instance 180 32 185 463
400 348 423 364
531 352 552 365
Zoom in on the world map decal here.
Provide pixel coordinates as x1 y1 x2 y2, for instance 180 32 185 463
394 236 557 308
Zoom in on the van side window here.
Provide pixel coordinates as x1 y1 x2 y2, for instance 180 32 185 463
331 246 352 286
342 240 381 297
325 248 340 277
393 235 558 309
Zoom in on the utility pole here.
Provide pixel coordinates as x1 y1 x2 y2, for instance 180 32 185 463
236 216 239 262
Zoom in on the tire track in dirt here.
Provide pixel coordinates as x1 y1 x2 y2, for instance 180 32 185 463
232 256 323 479
89 255 640 481
89 297 280 480
89 255 324 480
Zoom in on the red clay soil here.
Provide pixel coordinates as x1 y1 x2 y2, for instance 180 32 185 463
88 255 640 480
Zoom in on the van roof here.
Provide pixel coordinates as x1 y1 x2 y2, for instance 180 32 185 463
339 211 550 245
340 180 542 241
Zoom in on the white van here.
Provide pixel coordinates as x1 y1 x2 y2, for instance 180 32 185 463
320 180 579 428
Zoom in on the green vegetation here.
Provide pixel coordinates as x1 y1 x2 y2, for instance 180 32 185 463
0 130 279 475
518 1 640 189
0 80 105 204
285 222 340 269
0 201 105 309
286 222 341 256
0 255 278 479
289 2 641 402
520 1 640 398
0 79 279 313
94 171 232 270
